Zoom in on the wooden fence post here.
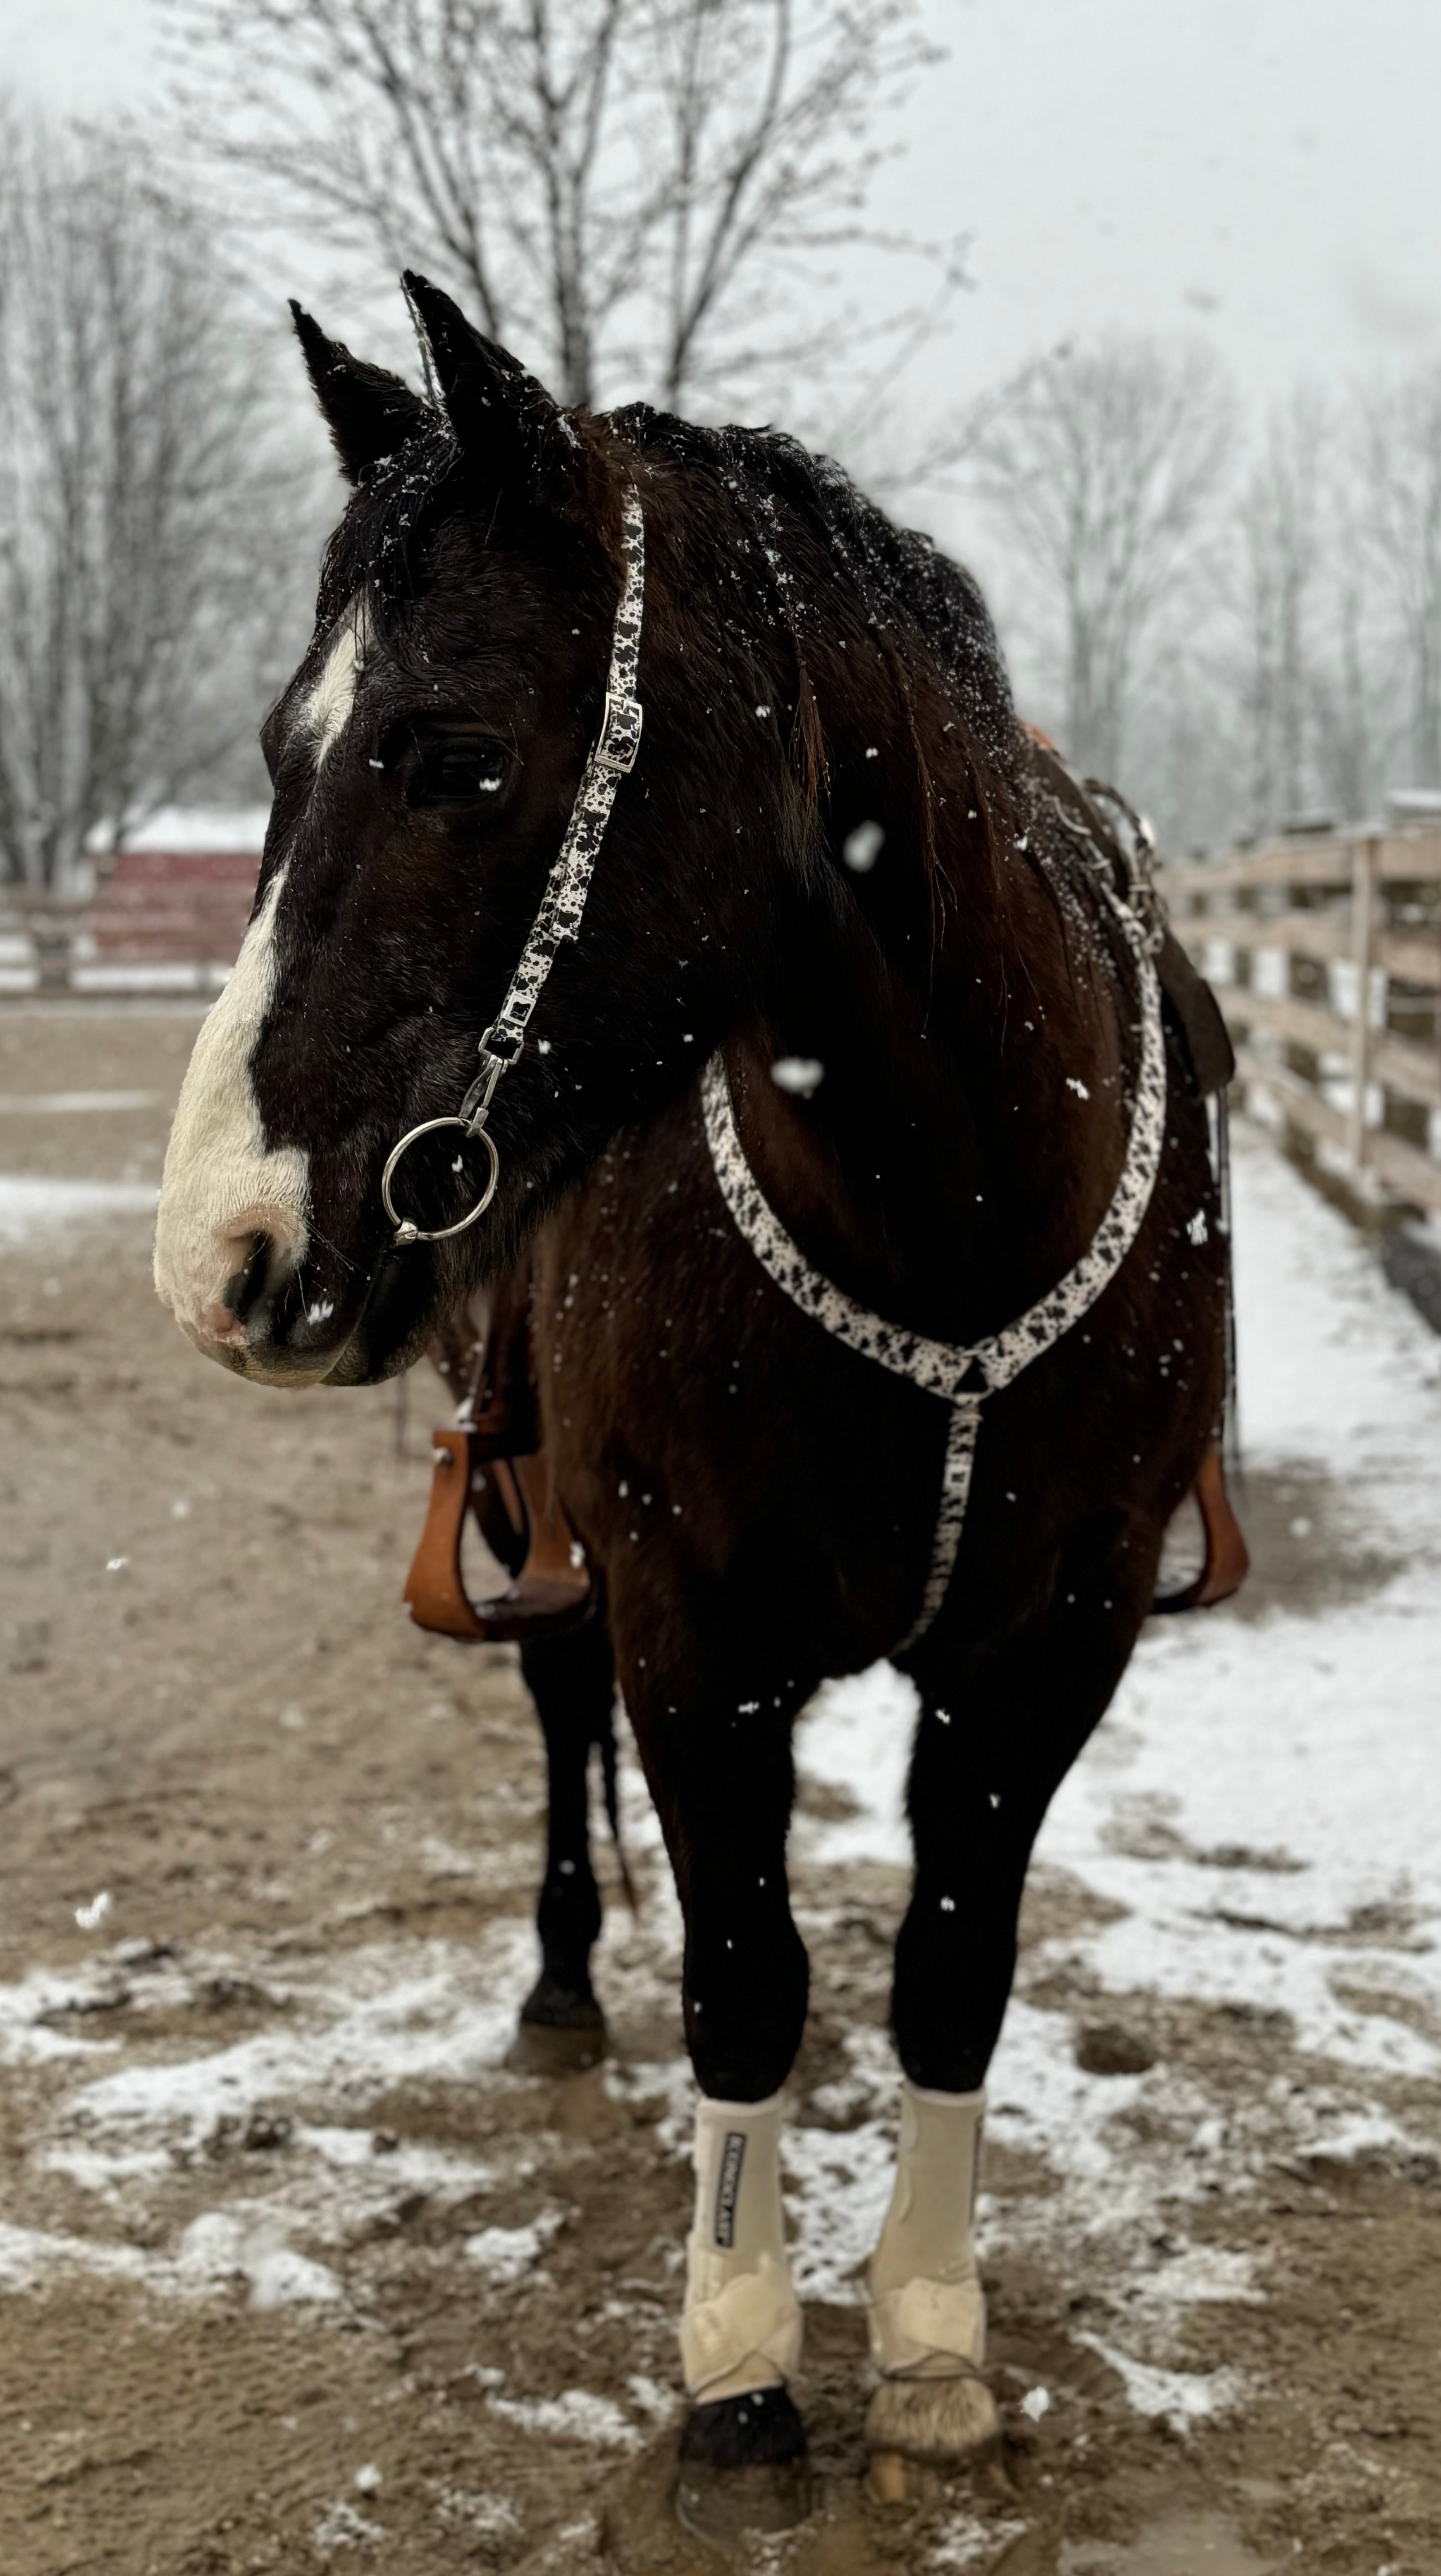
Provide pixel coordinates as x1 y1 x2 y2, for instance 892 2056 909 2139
1345 835 1379 1175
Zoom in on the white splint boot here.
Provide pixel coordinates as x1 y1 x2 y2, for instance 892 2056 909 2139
679 2090 803 2405
865 2080 999 2465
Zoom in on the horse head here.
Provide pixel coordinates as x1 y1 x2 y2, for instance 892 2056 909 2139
153 278 808 1385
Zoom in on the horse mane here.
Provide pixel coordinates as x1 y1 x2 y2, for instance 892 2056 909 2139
604 406 1029 955
311 395 1034 949
609 407 1013 748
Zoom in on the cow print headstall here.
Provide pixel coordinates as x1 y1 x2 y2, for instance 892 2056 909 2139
381 483 646 1247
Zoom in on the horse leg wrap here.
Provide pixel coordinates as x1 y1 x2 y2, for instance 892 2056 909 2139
680 2091 803 2405
867 2080 986 2379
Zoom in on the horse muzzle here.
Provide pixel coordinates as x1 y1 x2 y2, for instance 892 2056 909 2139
173 1223 354 1386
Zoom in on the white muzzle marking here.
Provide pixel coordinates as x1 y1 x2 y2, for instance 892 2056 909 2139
154 866 310 1353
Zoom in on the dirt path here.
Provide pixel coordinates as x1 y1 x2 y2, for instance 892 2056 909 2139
1 1007 1438 2576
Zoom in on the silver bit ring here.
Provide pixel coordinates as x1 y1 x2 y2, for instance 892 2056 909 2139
380 1117 499 1246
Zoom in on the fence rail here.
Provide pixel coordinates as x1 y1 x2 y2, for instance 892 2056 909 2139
0 862 257 997
1161 825 1441 1217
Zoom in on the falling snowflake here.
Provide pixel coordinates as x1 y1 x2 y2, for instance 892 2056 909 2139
842 820 885 872
770 1057 825 1097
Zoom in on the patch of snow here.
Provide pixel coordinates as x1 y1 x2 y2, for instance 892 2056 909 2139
782 2101 896 2301
0 1929 530 2306
930 2511 1029 2568
0 1176 157 1240
0 2208 341 2307
429 2481 521 2539
313 2497 384 2548
486 2387 641 2449
626 2373 679 2423
796 1663 914 1866
67 1927 529 2152
464 2216 561 2283
175 2209 343 2307
1077 2334 1246 2427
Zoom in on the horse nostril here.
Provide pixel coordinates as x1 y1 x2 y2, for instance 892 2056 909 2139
221 1231 275 1325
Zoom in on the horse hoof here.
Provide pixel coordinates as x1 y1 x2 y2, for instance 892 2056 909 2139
675 2390 811 2548
866 2449 911 2506
674 2457 813 2551
865 2372 1000 2470
505 2007 607 2076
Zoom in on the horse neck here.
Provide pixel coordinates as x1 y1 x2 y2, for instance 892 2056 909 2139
729 832 1131 1349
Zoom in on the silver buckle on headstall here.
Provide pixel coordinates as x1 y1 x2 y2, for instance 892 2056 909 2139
594 692 643 773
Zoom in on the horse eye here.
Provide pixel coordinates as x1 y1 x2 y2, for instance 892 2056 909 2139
408 738 508 805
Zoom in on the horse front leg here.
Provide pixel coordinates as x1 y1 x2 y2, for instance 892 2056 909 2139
625 1664 815 2539
507 1615 616 2074
872 1593 1141 2481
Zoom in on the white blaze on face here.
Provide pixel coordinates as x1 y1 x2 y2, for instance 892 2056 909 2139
304 598 371 766
153 867 310 1350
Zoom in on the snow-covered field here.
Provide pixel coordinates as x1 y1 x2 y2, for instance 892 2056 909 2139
2 1075 1438 2574
788 1130 1441 2425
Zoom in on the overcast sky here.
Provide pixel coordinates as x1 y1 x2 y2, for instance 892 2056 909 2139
4 0 1438 413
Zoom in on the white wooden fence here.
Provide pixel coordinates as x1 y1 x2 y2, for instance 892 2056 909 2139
1161 827 1441 1218
6 828 1440 1226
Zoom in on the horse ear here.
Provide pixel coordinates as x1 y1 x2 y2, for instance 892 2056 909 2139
400 271 594 515
290 302 430 484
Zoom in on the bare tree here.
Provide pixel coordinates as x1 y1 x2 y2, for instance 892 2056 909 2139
1233 389 1328 832
162 0 948 413
0 111 309 888
1309 556 1390 830
969 337 1235 782
1356 361 1441 789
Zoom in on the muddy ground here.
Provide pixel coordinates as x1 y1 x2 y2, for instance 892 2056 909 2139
1 1005 1438 2576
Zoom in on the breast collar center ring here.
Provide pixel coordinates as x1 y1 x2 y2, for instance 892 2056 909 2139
379 484 646 1249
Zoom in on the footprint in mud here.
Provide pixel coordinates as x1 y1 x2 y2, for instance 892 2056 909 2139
1061 2511 1277 2574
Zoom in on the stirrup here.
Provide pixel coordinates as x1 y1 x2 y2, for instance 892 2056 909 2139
403 1426 593 1643
1153 1440 1249 1614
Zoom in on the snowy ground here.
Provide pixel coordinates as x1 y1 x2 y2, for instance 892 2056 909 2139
1 1026 1438 2576
784 1133 1441 2447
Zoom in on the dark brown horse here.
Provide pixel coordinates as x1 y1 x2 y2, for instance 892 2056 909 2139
153 278 1233 2529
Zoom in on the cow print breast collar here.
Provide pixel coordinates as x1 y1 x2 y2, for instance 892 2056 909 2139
378 477 1167 1652
701 898 1168 1651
